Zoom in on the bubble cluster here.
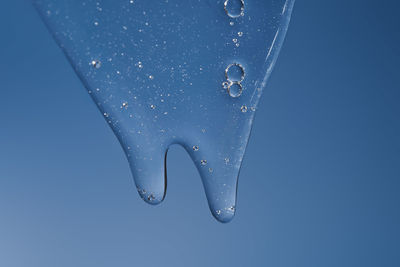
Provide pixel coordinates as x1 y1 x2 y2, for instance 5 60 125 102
222 63 245 98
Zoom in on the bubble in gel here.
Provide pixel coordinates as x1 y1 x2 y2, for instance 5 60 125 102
34 0 295 223
224 0 245 18
121 102 128 109
225 63 245 83
90 60 101 69
222 81 231 89
228 83 243 98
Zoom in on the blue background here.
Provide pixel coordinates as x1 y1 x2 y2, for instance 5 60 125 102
1 1 399 266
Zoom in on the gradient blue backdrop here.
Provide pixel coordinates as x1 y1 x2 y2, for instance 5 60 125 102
1 1 399 266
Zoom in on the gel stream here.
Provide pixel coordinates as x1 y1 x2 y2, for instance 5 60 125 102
34 0 295 223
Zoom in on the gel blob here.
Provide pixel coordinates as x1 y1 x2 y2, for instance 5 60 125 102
34 0 295 223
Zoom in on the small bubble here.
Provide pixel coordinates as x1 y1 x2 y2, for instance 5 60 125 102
235 43 240 47
91 60 101 69
193 145 199 151
121 102 128 109
148 75 154 80
216 210 221 215
130 0 134 3
232 38 238 43
94 21 99 26
241 105 248 113
201 159 207 166
147 194 155 201
222 81 231 89
230 21 235 26
227 206 236 212
150 104 156 109
209 168 213 173
224 158 230 164
238 31 243 37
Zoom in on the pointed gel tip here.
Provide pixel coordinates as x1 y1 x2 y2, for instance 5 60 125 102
137 187 165 206
211 207 236 223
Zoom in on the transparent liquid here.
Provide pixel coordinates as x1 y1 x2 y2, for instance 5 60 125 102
34 0 295 222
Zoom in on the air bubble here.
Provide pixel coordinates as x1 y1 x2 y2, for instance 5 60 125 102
225 63 245 83
224 0 245 19
121 102 128 109
201 160 207 166
227 83 243 98
241 105 248 113
91 60 101 69
193 145 199 151
222 81 231 89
